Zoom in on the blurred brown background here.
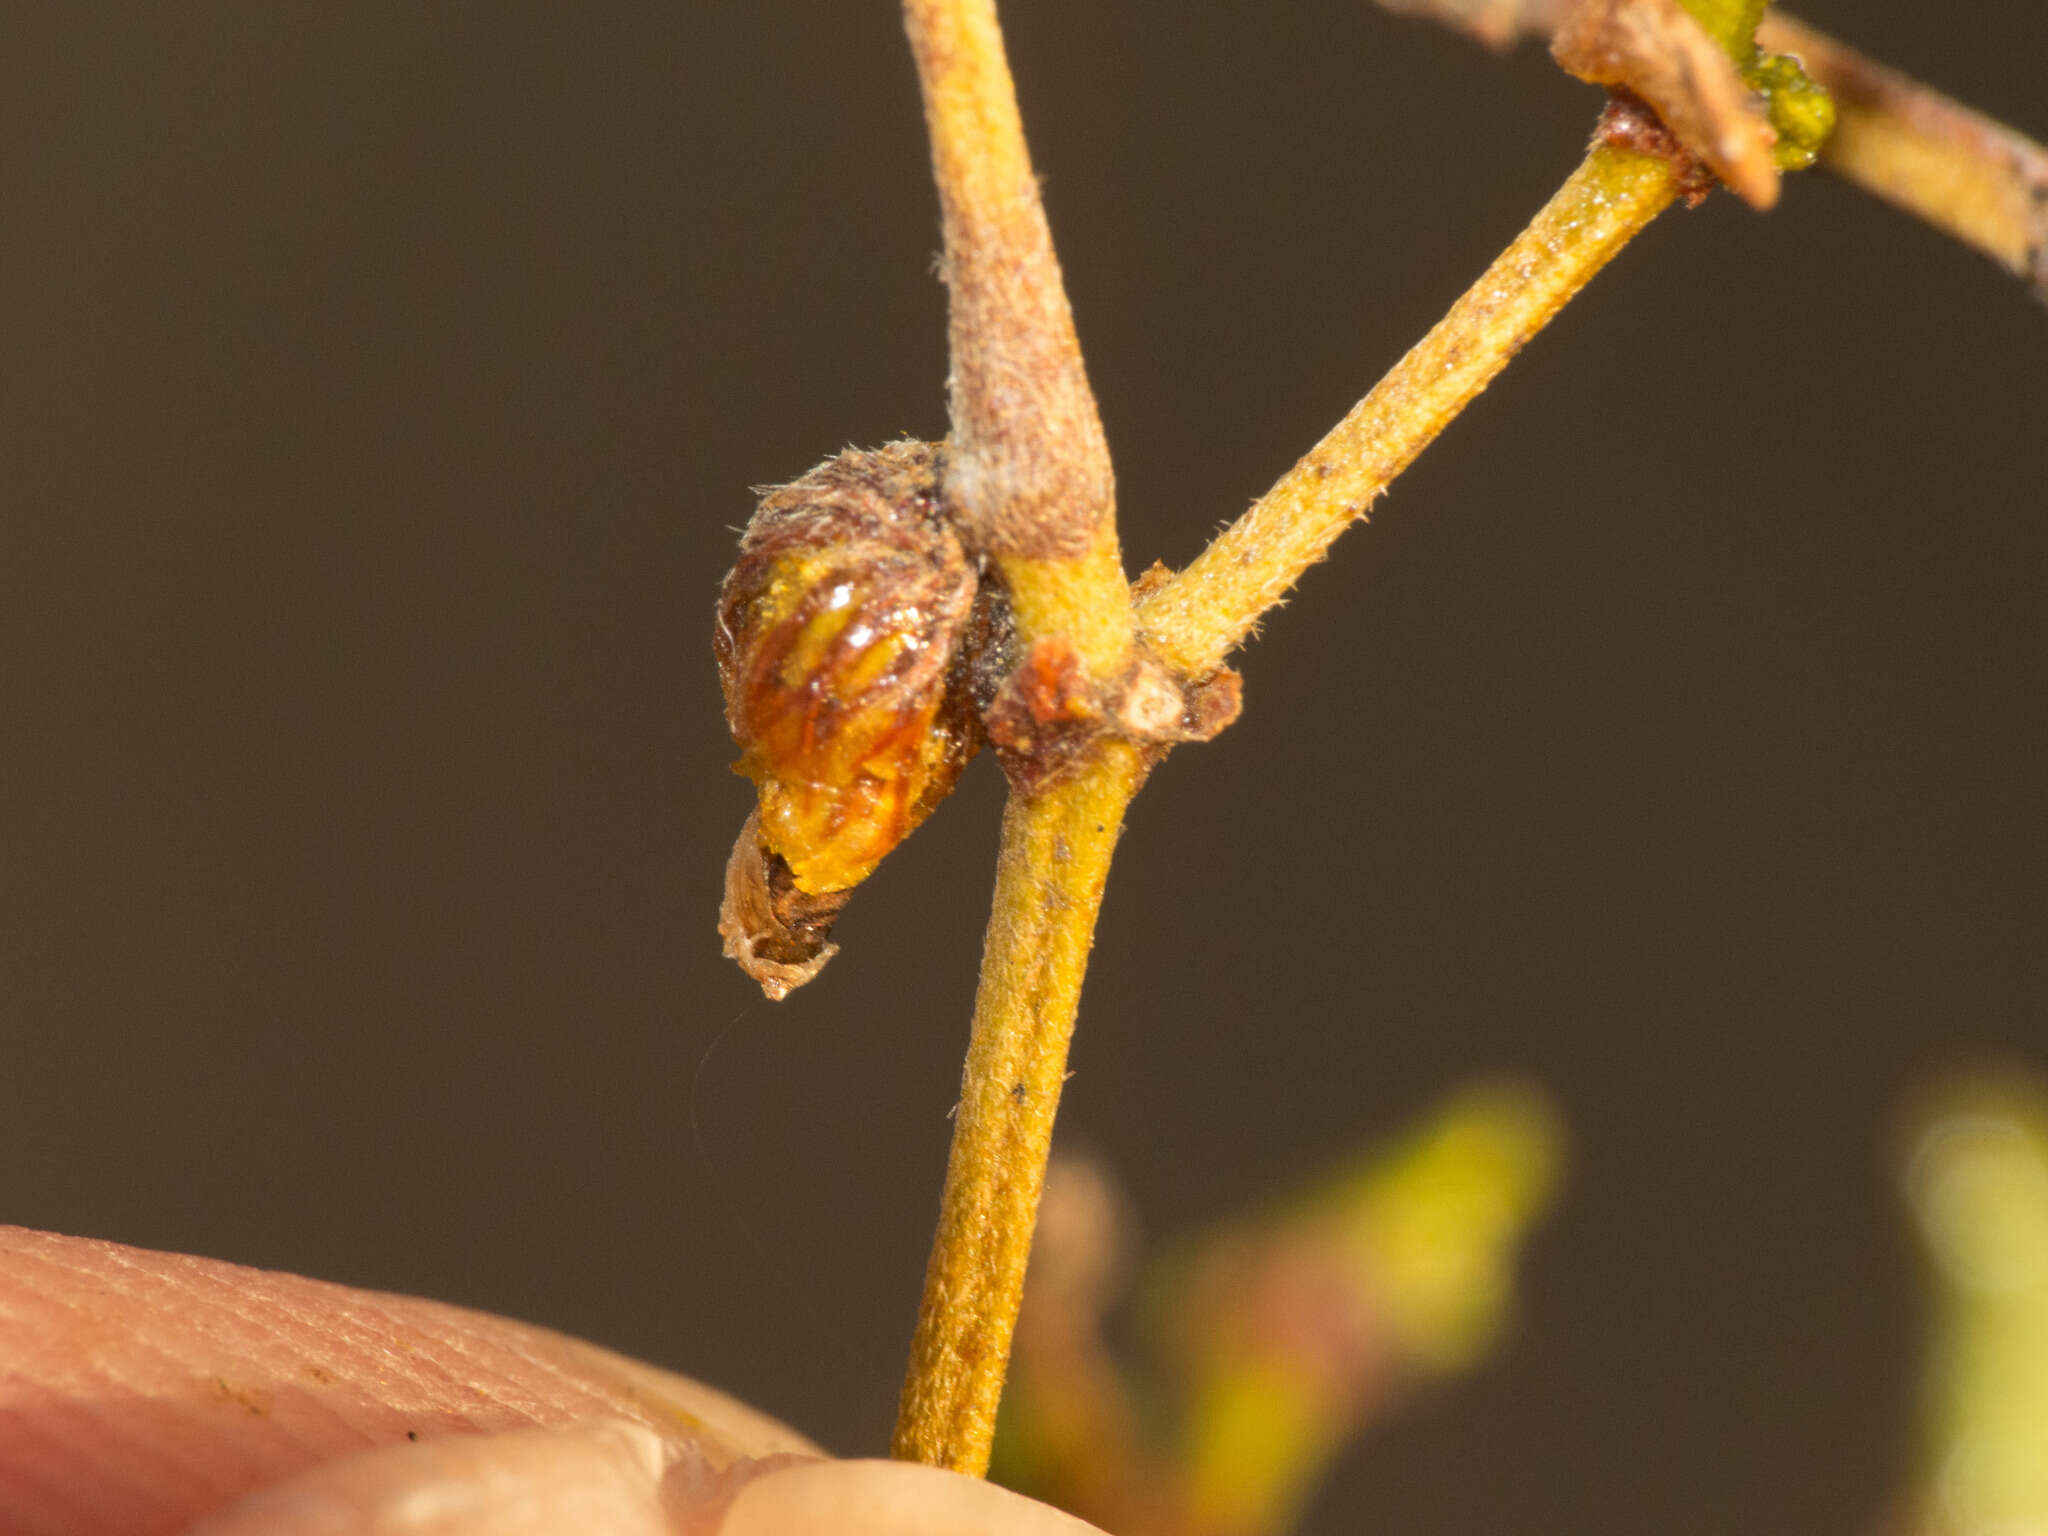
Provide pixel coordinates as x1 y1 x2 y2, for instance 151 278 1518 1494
3 4 2043 1531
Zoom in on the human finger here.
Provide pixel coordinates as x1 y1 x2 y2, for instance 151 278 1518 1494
0 1226 812 1534
0 1227 1108 1536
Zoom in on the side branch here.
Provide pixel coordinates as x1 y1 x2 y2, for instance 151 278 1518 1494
1758 12 2048 300
902 0 1132 672
1139 137 1680 679
1372 0 2048 300
892 742 1147 1474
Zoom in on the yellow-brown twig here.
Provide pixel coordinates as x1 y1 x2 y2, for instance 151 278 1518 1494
1371 0 2048 299
891 0 1730 1481
892 739 1147 1474
1759 11 2048 299
1138 139 1681 680
894 0 1143 1477
902 0 1133 676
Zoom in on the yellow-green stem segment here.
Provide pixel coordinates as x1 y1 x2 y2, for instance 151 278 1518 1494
893 0 1142 1476
892 740 1146 1473
1138 143 1681 680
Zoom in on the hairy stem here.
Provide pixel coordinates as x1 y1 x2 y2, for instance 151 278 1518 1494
1758 12 2048 300
893 0 1145 1476
1374 0 2048 299
1138 141 1679 679
892 741 1146 1473
892 0 1150 1478
902 0 1133 675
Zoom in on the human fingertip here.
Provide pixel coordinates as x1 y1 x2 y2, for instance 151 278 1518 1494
715 1459 1109 1536
189 1418 677 1536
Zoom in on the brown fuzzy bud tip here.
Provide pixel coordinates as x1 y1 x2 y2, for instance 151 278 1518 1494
715 441 985 994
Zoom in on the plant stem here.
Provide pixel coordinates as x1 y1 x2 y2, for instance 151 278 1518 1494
1137 141 1680 680
892 740 1147 1474
1374 0 2048 301
1674 0 1766 62
902 0 1134 676
893 0 1145 1476
1758 12 2048 300
893 2 1684 1482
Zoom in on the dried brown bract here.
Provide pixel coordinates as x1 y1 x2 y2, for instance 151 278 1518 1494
715 441 983 996
717 811 852 1001
983 636 1102 793
1553 0 1780 208
985 638 1244 795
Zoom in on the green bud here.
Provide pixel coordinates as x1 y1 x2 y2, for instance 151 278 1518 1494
1750 50 1838 171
